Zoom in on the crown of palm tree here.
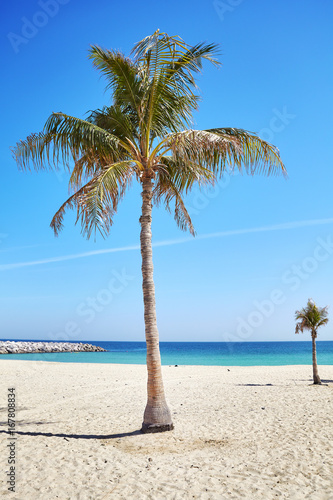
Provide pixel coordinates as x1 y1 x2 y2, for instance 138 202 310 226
295 299 329 336
12 29 286 239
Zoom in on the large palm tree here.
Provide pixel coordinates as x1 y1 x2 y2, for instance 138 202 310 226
12 30 286 433
295 299 329 384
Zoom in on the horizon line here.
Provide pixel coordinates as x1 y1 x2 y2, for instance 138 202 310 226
1 338 332 343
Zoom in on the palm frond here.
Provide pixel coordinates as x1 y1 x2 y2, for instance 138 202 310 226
68 151 103 191
87 105 138 144
44 112 127 160
295 299 329 336
51 161 133 238
131 30 221 150
153 172 195 236
50 182 89 236
161 41 220 99
77 160 134 238
12 111 129 174
132 30 220 74
88 46 143 118
156 155 215 193
153 156 215 235
12 131 58 172
164 128 286 177
206 128 286 176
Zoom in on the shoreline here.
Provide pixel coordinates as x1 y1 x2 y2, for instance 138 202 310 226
0 354 332 368
0 357 333 368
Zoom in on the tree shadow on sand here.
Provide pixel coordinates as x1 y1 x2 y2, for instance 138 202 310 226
0 428 142 439
236 383 274 386
0 406 30 413
296 379 333 384
0 421 55 426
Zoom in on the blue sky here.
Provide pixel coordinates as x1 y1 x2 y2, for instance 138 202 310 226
1 0 333 342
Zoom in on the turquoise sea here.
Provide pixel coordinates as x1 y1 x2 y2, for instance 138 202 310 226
0 340 333 366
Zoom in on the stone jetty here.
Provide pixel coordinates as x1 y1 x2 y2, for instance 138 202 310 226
0 341 106 354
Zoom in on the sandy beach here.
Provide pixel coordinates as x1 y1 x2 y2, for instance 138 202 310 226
0 360 332 499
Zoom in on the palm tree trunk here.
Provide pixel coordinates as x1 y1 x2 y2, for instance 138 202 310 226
139 173 173 433
311 333 321 385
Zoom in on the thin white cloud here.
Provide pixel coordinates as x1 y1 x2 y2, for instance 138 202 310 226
1 218 333 271
0 244 141 271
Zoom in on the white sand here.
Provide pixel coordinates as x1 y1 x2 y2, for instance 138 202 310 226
0 360 332 499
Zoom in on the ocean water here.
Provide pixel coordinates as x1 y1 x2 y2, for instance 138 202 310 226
0 340 333 366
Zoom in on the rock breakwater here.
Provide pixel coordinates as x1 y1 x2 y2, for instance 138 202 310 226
0 341 106 354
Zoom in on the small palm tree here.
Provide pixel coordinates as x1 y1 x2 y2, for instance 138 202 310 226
12 31 286 432
295 299 328 384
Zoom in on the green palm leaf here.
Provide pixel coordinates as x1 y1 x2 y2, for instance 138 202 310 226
51 161 133 238
295 299 329 336
89 46 143 117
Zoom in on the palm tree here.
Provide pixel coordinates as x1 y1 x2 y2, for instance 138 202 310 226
295 299 329 384
12 30 286 433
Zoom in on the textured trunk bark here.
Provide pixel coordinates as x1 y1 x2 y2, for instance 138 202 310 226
139 173 173 433
311 333 321 384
